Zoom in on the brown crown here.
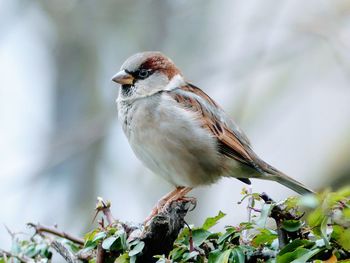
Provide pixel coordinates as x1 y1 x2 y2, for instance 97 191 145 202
140 55 181 80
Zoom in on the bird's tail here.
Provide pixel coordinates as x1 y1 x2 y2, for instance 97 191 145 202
264 165 314 195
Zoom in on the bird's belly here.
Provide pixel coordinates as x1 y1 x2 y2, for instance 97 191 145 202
126 99 222 187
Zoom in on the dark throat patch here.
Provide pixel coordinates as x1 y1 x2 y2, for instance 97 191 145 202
121 84 134 97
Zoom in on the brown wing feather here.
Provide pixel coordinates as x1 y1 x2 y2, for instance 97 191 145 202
167 84 313 193
167 83 256 170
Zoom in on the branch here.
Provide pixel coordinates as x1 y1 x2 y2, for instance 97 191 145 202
51 240 79 263
96 243 105 263
27 223 84 246
4 198 194 263
95 197 115 225
0 249 32 263
260 192 301 248
137 199 194 262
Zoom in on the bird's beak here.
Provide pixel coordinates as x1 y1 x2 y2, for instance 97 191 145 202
111 70 134 85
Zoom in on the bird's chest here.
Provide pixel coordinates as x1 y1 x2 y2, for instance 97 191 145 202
118 97 221 187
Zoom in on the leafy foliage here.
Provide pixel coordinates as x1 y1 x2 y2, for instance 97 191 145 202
1 188 350 262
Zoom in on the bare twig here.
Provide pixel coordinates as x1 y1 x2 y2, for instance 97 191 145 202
4 225 15 239
51 240 79 263
10 198 192 263
0 249 32 263
76 248 95 261
27 223 84 246
242 186 254 243
95 197 115 225
96 243 105 263
184 221 194 252
247 186 254 223
248 206 261 213
260 192 302 248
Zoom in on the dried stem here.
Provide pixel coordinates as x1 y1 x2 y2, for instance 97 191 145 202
96 243 105 263
27 223 84 246
260 192 301 248
51 240 79 263
0 249 32 263
95 197 115 225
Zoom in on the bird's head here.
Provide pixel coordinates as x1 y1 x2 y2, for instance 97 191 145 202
112 52 184 100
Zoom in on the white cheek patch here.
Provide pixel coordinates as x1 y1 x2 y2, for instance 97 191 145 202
164 74 186 91
117 73 186 103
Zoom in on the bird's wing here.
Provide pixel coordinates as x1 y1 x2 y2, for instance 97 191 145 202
166 83 257 170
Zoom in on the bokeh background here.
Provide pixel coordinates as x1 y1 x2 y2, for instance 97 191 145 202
1 0 350 249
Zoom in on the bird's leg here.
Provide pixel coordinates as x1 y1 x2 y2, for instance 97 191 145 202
160 187 194 212
144 187 185 225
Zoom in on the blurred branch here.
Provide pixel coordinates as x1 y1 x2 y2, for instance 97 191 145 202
96 243 105 263
27 223 84 246
297 15 350 80
17 198 193 263
51 241 79 263
0 249 32 263
260 192 303 249
28 112 113 184
95 197 115 225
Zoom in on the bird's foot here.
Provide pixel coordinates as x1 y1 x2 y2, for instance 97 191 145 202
143 206 159 226
143 187 193 225
161 196 197 214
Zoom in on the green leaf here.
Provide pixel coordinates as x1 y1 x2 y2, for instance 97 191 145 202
230 247 245 263
130 255 136 263
182 251 199 261
255 204 273 228
176 227 190 243
202 211 226 230
84 229 99 243
92 232 107 243
102 236 117 250
278 239 314 256
129 241 145 257
277 247 310 263
337 186 350 197
285 196 299 210
192 229 211 247
217 227 237 244
169 246 186 260
252 229 277 246
320 216 330 248
343 208 350 219
208 249 222 263
24 244 38 258
115 253 129 263
208 249 231 263
338 227 350 251
61 239 80 253
307 208 324 228
281 220 303 232
79 246 95 255
290 248 321 263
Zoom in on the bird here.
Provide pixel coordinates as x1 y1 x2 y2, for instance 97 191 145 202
111 51 314 221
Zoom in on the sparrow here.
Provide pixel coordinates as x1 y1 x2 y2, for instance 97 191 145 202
112 52 314 221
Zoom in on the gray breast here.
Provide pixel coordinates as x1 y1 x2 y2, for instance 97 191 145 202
118 93 223 187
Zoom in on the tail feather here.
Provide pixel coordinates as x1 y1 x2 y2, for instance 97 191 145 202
271 172 314 195
266 166 314 195
255 158 314 195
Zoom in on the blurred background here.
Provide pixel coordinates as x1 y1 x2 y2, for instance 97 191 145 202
1 0 350 249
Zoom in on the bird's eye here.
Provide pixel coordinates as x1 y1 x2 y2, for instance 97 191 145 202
137 69 150 79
